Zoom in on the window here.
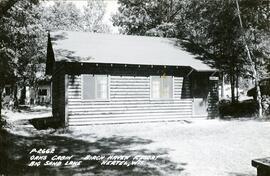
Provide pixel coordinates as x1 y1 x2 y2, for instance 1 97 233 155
82 75 109 100
151 76 173 99
38 89 48 96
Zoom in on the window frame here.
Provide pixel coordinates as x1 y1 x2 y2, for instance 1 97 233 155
81 74 110 101
150 76 174 100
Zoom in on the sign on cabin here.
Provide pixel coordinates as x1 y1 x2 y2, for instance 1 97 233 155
209 76 219 81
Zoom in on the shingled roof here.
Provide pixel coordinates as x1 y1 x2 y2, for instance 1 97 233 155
50 31 215 71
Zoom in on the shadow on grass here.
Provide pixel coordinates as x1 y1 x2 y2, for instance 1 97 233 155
0 127 186 176
29 117 60 130
228 172 256 176
7 105 52 113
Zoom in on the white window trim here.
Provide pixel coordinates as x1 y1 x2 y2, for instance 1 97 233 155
81 74 110 102
149 76 175 100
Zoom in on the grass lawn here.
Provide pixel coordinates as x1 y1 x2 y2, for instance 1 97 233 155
1 106 270 176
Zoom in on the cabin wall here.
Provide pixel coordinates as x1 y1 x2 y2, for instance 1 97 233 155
67 75 193 125
52 68 66 126
191 73 219 117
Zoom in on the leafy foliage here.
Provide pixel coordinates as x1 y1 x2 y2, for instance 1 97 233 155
41 0 109 33
0 0 46 87
0 0 110 111
82 0 110 33
41 1 83 31
112 0 185 36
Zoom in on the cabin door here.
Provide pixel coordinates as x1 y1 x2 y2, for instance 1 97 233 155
191 76 209 117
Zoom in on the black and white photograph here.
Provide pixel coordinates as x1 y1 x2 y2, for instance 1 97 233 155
0 0 269 175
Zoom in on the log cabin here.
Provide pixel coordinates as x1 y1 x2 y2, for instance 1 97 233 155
46 31 219 126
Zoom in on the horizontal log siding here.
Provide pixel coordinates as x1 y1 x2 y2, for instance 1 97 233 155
67 75 192 125
174 77 183 99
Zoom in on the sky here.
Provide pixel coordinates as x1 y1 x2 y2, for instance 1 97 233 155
44 0 119 33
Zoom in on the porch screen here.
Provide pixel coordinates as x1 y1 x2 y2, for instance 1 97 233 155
151 76 173 99
82 75 109 100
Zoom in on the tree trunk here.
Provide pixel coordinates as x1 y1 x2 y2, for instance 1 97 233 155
221 72 225 99
236 72 239 102
0 87 3 124
235 0 263 117
19 86 26 105
255 81 263 117
13 85 18 109
230 74 236 103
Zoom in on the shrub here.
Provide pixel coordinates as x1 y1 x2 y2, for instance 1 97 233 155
218 99 257 118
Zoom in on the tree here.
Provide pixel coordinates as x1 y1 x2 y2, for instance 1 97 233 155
41 0 109 33
0 0 18 17
112 0 185 36
0 0 113 120
82 0 110 33
0 0 46 108
41 1 83 31
113 0 270 116
235 0 270 117
0 0 39 18
0 0 38 17
0 42 15 121
183 0 245 103
113 0 246 102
